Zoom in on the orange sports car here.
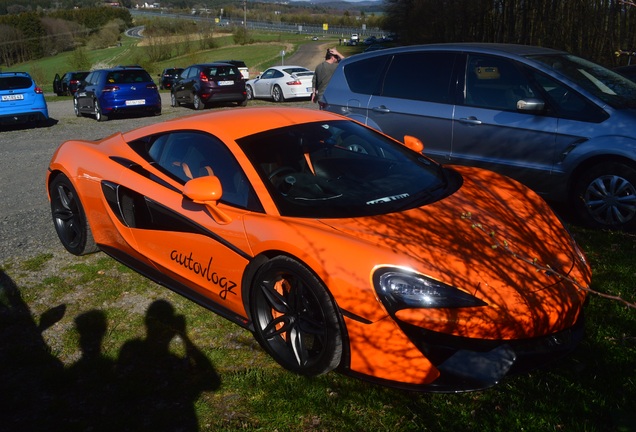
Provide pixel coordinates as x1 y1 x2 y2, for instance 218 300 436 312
47 107 591 392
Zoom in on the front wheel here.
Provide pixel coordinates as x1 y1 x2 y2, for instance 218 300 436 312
170 92 179 107
573 162 636 230
250 256 343 376
49 174 99 256
272 85 285 103
246 85 254 100
73 98 81 117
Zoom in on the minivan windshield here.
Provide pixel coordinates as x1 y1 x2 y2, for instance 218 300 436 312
529 53 636 108
237 120 455 218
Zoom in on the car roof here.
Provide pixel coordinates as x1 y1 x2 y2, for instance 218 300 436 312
357 43 566 59
122 107 341 143
0 71 31 77
268 65 308 70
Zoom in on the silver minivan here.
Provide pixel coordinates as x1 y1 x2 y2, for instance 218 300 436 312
322 43 636 230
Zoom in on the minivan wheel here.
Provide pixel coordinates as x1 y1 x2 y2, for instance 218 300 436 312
573 162 636 230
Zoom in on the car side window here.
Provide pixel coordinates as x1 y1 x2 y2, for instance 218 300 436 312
84 72 96 86
528 69 609 123
146 131 259 210
262 69 276 79
464 54 535 111
382 52 456 103
343 55 389 95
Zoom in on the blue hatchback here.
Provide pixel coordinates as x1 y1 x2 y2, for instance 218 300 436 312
0 71 49 127
73 66 161 122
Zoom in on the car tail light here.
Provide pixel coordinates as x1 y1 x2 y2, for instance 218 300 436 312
102 85 120 92
70 79 79 85
199 71 209 82
286 80 302 85
34 86 43 94
147 83 158 89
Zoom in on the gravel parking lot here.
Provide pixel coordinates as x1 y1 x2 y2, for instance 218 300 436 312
0 95 315 265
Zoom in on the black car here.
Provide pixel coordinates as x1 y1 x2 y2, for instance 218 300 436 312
53 71 90 96
158 67 184 90
73 66 162 122
170 62 247 110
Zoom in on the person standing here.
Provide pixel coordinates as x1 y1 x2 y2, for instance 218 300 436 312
312 47 345 107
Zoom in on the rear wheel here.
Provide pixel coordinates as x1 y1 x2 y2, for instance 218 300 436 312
573 161 636 230
272 85 285 103
250 256 343 376
94 100 108 122
49 174 99 256
193 93 205 110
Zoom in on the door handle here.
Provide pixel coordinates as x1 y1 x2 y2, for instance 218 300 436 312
372 105 391 113
458 117 482 125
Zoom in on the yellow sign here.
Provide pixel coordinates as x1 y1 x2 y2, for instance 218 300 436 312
323 23 328 31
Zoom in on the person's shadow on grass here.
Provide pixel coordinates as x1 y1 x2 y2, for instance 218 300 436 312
111 299 221 432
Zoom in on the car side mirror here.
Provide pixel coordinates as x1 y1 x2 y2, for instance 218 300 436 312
403 135 424 153
516 98 545 113
183 176 232 224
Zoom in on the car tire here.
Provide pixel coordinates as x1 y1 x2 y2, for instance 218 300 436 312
170 92 179 107
238 98 248 107
49 174 99 256
250 256 343 376
246 84 254 100
573 161 636 230
73 98 81 117
272 85 285 103
94 100 108 122
193 93 205 110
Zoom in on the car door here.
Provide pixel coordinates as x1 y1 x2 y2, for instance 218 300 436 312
364 51 458 160
53 73 62 95
173 66 194 103
121 131 260 317
451 53 565 194
252 68 278 97
75 71 99 113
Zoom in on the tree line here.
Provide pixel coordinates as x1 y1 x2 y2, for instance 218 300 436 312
0 7 132 67
383 0 636 66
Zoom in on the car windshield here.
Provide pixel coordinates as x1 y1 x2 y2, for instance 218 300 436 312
0 76 32 90
529 53 636 108
237 120 455 218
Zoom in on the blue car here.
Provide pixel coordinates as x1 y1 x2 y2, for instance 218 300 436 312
73 66 161 122
0 71 49 127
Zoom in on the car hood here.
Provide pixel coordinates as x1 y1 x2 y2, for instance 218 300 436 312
318 166 590 338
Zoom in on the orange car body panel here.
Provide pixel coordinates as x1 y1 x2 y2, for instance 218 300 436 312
47 107 591 389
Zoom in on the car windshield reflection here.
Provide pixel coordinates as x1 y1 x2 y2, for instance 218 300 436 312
237 120 454 218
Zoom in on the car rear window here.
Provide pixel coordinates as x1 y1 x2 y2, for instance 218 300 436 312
205 66 240 79
0 76 32 90
106 70 153 84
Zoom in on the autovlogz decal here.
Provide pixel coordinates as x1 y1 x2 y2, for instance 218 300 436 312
170 250 238 300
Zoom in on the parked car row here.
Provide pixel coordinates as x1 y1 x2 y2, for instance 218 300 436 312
321 43 636 231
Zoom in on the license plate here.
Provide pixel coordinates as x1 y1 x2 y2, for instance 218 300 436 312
306 87 312 92
1 94 24 101
218 80 234 86
125 99 145 106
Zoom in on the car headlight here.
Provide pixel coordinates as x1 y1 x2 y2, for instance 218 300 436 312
374 269 487 312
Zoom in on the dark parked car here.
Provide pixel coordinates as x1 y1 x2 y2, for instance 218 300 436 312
53 71 89 96
322 43 636 230
73 66 161 122
0 71 49 127
158 67 184 90
170 62 247 110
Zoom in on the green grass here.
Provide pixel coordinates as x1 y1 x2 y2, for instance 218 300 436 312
1 225 634 431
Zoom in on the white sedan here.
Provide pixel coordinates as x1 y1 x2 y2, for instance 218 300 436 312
246 65 314 102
